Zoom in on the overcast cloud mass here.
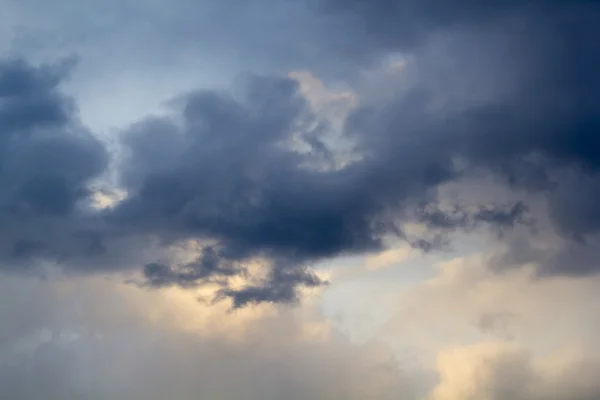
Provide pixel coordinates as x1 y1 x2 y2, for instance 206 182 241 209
1 0 600 398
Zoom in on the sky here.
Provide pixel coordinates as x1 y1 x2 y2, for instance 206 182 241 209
1 0 600 399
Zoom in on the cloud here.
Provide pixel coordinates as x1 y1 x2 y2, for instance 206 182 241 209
430 342 534 400
0 58 109 270
4 2 600 399
141 246 244 289
110 69 542 301
379 249 600 364
216 265 326 308
1 0 600 305
365 246 414 270
336 0 600 275
429 342 600 400
345 249 600 399
0 274 412 400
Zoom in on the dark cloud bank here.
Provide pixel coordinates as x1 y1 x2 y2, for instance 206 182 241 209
1 0 600 307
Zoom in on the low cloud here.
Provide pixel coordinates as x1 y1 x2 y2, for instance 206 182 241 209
0 275 411 400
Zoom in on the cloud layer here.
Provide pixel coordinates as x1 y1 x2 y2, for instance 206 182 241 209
2 2 600 397
1 0 600 305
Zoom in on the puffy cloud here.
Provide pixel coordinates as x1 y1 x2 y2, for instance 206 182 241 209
0 57 530 306
3 0 600 299
0 58 109 270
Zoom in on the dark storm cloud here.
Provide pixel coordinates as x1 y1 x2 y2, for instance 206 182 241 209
327 0 600 275
0 58 109 270
215 265 326 308
113 76 387 262
142 246 243 289
0 58 106 209
124 0 600 282
319 0 599 53
0 62 348 302
110 71 540 301
0 58 73 133
2 0 600 303
325 0 600 171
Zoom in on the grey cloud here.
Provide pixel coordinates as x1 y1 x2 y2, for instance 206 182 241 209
112 75 385 261
216 265 326 308
6 0 369 82
400 202 531 253
142 246 243 289
4 4 600 397
319 0 598 54
0 58 73 133
1 0 600 303
477 312 516 341
415 202 530 232
113 74 527 300
0 58 109 271
337 0 600 274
